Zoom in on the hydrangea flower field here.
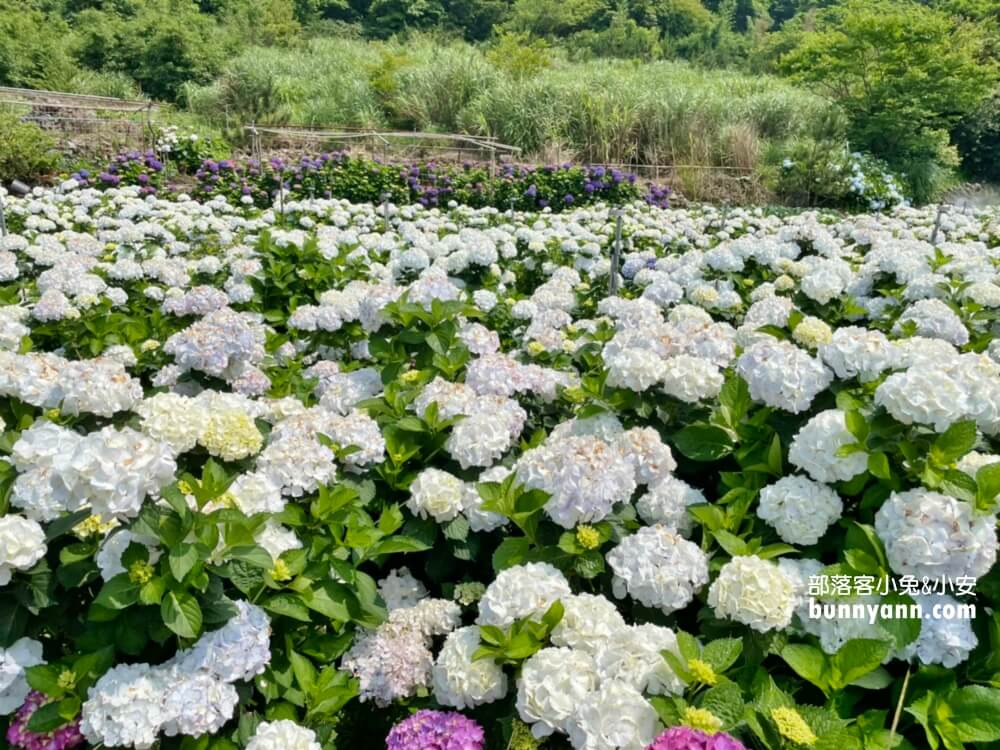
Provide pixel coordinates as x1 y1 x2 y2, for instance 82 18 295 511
0 183 999 750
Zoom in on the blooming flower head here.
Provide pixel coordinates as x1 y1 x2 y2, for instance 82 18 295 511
386 709 485 750
771 707 816 746
6 691 85 750
646 726 748 750
682 706 722 734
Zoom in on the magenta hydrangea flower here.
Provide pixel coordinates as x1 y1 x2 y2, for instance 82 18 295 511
6 691 85 750
386 709 485 750
647 727 748 750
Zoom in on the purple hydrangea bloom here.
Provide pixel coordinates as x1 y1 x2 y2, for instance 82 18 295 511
386 710 485 750
646 727 747 750
6 691 85 750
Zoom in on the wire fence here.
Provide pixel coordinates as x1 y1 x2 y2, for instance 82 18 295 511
1 86 157 159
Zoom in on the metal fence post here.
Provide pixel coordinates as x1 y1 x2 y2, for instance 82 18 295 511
382 192 391 231
930 203 945 245
0 191 7 237
609 208 624 296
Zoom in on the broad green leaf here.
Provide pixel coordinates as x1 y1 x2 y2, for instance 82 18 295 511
947 685 1000 741
672 424 734 462
93 574 140 610
931 420 977 465
162 591 203 639
703 638 743 673
780 643 828 693
829 638 891 690
169 543 199 582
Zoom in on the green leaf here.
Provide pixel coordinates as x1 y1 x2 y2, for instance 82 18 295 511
540 600 565 631
780 643 829 693
931 420 978 465
947 685 1000 741
712 529 751 557
289 650 317 694
169 543 200 582
703 638 743 673
25 699 75 733
699 681 744 729
25 664 63 696
676 631 701 661
161 591 203 639
845 409 869 441
672 424 734 462
879 593 921 649
92 574 140 610
443 515 470 542
829 638 891 690
227 545 276 569
263 594 312 623
867 452 891 480
492 537 531 571
850 667 893 690
977 463 1000 507
378 505 404 535
574 550 605 579
368 536 431 556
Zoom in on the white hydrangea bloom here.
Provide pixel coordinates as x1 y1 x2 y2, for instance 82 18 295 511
0 515 47 585
788 409 868 483
566 679 659 750
874 489 997 580
607 525 709 614
0 638 44 714
550 593 627 653
246 720 321 750
406 468 465 523
736 340 833 414
81 664 172 749
477 563 571 627
899 594 977 668
707 555 796 632
516 434 636 528
432 626 508 709
893 298 969 346
378 567 428 610
660 355 724 403
517 648 600 739
160 671 239 739
819 326 897 382
594 623 684 696
757 476 843 546
635 476 705 536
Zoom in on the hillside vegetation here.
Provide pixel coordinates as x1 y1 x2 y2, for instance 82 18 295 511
1 0 998 203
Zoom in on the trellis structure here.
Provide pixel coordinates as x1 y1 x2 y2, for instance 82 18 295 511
244 125 522 177
0 86 158 158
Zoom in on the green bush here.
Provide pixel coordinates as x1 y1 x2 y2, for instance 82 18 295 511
0 110 60 184
954 89 1000 182
766 139 908 209
778 0 999 202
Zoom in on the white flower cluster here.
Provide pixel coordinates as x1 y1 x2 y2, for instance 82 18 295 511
607 525 709 614
341 596 461 706
246 720 321 750
0 638 44 714
515 416 674 528
736 340 833 414
757 476 843 545
0 351 142 416
708 555 797 632
11 422 176 520
874 489 997 580
81 603 271 748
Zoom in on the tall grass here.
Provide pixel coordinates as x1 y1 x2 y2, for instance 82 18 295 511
183 37 844 180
